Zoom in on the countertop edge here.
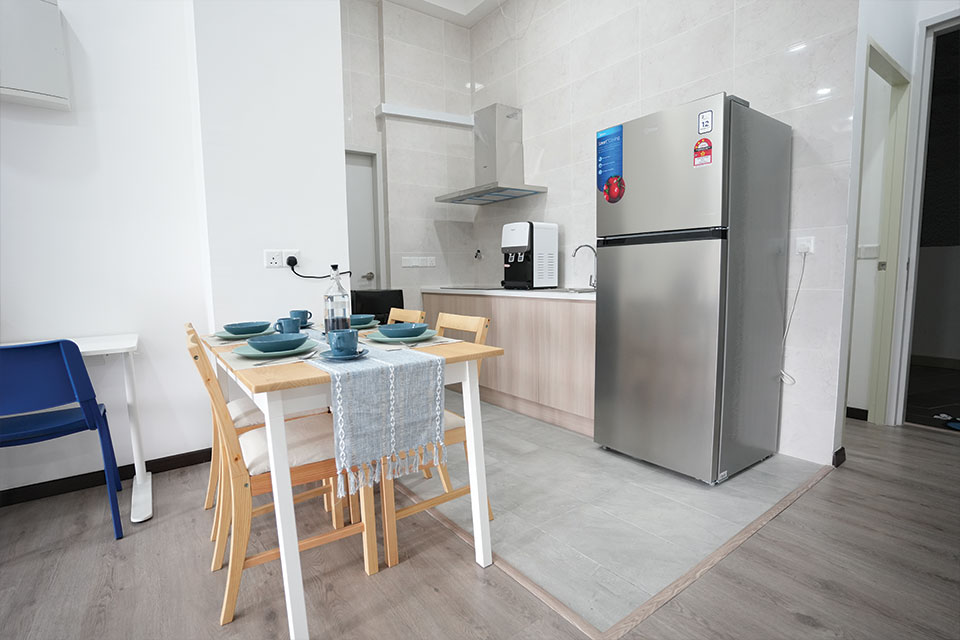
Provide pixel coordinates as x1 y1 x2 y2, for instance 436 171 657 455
421 287 596 301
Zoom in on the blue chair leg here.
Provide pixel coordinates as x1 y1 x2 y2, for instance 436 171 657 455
96 416 124 540
101 413 123 492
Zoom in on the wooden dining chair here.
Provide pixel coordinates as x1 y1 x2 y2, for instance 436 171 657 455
186 329 378 625
386 307 426 324
379 312 494 567
186 324 352 538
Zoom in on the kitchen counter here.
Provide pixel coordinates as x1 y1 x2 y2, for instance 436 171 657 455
423 288 596 436
421 286 596 301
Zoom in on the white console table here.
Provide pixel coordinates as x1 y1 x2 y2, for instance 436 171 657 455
3 333 153 522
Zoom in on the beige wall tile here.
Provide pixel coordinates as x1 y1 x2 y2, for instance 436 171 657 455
382 1 443 52
444 21 472 61
734 27 857 114
789 161 852 229
640 0 733 49
346 0 379 39
735 0 858 65
517 1 572 67
571 54 640 122
350 34 380 77
569 6 640 81
518 44 570 104
522 85 572 138
383 74 445 110
641 12 734 97
474 38 518 87
382 38 443 86
772 96 855 169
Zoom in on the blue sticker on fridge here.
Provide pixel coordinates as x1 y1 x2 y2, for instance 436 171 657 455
597 125 625 203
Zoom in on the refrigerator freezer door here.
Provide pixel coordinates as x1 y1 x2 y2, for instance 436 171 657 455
594 238 725 482
597 93 727 237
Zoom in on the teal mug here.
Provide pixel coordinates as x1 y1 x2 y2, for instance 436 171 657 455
327 329 358 356
290 310 312 326
275 317 301 334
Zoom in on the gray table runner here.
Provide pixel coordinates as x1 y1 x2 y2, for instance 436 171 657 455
306 347 445 496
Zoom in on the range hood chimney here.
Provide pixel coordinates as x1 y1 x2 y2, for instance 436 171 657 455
436 103 547 205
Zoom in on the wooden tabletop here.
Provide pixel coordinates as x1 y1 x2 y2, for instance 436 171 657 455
201 335 504 394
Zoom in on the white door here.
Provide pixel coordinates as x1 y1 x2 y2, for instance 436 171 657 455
345 152 380 290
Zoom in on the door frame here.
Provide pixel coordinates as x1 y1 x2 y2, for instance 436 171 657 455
840 38 911 428
345 147 389 289
889 11 960 425
863 41 910 424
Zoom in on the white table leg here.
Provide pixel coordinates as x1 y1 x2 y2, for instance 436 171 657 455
122 351 153 523
461 359 492 567
258 391 309 640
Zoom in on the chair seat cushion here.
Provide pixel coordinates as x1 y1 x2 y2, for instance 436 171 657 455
0 404 106 446
227 396 321 429
444 410 465 429
238 413 336 476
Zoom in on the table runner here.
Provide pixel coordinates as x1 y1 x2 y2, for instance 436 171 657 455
307 347 445 497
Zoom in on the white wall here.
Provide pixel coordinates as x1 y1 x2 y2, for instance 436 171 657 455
0 0 212 489
847 69 890 410
193 0 351 327
0 0 350 491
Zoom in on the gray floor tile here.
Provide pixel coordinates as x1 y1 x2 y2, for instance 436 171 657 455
498 528 651 630
413 391 822 631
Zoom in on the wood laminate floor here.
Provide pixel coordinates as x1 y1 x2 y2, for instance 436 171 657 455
0 419 957 639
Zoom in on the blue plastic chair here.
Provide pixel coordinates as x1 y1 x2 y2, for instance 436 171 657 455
0 340 123 539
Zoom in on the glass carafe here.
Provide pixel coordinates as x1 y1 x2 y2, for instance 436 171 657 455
323 264 351 333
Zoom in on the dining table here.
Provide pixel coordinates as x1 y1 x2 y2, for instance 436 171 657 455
200 329 504 640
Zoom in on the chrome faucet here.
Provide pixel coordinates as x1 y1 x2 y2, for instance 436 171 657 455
572 244 598 289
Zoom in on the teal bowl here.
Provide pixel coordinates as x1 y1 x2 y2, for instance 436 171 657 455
350 314 375 326
378 322 428 338
224 321 271 335
247 333 308 353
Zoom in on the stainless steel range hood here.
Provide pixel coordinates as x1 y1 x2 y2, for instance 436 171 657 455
436 103 547 205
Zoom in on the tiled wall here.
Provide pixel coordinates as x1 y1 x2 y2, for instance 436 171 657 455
467 0 859 463
339 0 860 463
341 0 479 309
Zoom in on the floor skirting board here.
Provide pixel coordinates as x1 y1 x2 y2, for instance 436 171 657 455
0 448 212 507
397 464 834 640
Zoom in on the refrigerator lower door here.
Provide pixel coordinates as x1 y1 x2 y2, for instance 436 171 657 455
594 237 725 482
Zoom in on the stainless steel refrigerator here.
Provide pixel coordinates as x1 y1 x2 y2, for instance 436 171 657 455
594 93 792 484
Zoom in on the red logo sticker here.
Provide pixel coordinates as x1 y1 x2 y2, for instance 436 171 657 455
603 175 626 203
694 138 712 167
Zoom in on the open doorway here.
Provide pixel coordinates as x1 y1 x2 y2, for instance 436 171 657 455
846 43 911 424
903 29 960 431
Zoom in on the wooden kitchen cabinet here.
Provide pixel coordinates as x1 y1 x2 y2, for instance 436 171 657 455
423 292 595 435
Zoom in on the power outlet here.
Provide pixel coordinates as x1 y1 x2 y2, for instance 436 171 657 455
264 250 283 268
282 249 300 266
796 236 815 254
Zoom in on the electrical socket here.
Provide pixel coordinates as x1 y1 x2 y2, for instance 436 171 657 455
263 250 283 268
796 236 815 254
282 250 300 266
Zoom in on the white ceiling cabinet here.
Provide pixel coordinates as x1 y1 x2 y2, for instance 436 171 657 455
0 0 71 110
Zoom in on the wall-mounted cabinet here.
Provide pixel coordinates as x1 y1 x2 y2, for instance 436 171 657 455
0 0 71 110
423 292 596 436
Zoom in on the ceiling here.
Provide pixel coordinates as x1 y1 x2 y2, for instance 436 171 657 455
387 0 504 27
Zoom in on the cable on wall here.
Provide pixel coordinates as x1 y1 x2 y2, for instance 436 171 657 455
780 252 807 385
286 256 350 280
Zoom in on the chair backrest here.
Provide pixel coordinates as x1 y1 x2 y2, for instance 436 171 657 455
435 313 490 345
0 340 96 416
185 323 250 484
387 308 426 324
